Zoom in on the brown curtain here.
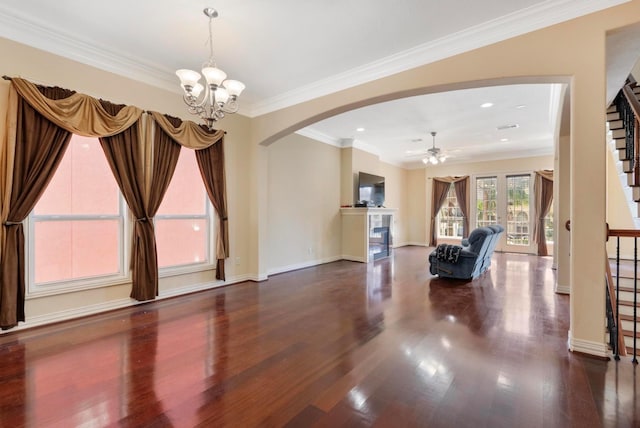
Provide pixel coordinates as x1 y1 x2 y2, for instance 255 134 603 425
195 140 229 280
98 101 156 300
533 170 554 256
150 112 228 281
0 86 73 329
147 117 182 220
453 176 470 238
430 179 452 246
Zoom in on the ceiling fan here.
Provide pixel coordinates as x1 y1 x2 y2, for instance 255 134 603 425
422 131 446 165
404 131 455 164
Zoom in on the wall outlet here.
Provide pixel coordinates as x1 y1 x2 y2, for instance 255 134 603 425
307 247 313 255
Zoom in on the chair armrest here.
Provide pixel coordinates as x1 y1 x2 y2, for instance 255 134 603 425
461 239 470 247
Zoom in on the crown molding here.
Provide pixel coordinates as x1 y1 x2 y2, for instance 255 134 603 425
0 0 629 117
295 128 341 147
0 5 179 93
248 0 629 116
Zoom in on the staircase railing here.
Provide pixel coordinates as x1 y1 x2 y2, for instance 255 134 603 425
605 251 626 359
613 80 640 186
607 228 639 363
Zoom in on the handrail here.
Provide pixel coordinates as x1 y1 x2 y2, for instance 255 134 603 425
622 84 640 121
620 84 640 186
608 228 640 238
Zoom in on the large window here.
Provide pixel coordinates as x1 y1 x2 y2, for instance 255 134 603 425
155 149 212 271
438 185 464 239
28 135 126 294
28 137 215 295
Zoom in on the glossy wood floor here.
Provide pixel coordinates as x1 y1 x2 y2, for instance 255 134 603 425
1 247 638 428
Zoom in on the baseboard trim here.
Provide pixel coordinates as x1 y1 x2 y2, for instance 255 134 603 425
267 256 343 276
405 241 430 247
3 277 254 334
7 297 136 333
555 283 570 294
341 255 367 263
569 333 609 359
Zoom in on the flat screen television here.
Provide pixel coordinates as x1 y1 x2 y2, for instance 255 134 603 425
358 172 385 207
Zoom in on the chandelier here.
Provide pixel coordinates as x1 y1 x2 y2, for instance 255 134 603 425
422 131 446 165
176 7 245 130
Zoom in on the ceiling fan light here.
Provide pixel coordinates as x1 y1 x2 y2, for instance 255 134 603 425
422 157 429 165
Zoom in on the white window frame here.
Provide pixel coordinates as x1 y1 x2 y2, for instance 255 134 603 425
156 196 216 278
26 196 130 298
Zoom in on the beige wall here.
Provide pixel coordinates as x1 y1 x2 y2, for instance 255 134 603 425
266 133 410 274
407 169 428 245
555 135 571 293
379 163 409 246
266 133 342 273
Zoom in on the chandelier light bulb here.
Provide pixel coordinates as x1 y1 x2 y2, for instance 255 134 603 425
223 80 246 97
191 83 204 98
176 69 202 90
202 66 227 86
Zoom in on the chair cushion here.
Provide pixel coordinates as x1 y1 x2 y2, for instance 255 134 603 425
435 244 462 263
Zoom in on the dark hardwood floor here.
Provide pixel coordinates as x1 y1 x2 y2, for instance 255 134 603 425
0 247 638 427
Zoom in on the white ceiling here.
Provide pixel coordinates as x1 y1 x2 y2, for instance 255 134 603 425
0 0 636 168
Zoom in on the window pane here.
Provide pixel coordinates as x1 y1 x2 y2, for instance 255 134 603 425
156 219 207 268
476 177 497 228
34 220 120 283
438 185 464 238
157 150 207 216
35 135 119 215
506 175 530 246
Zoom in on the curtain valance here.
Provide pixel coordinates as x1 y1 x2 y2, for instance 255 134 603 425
432 176 468 185
11 78 143 137
150 111 224 149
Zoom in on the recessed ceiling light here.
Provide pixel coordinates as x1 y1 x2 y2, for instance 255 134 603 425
496 124 519 130
356 127 365 132
500 138 509 142
515 104 527 109
480 102 494 108
411 138 423 143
